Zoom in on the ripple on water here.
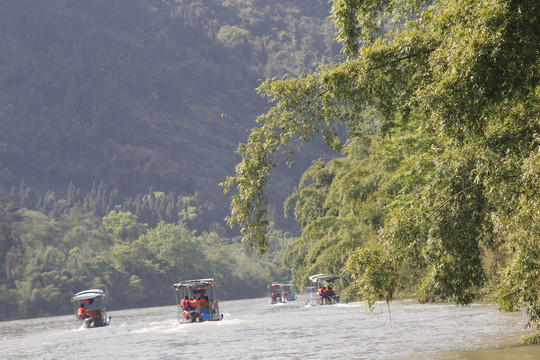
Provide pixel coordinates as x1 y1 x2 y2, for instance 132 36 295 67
0 299 534 359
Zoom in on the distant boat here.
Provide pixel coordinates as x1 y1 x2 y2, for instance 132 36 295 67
70 289 111 328
268 283 299 304
268 283 285 304
282 284 298 302
172 278 223 323
306 274 340 306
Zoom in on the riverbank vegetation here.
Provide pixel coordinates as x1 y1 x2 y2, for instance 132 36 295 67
223 0 539 340
0 191 293 320
0 0 335 320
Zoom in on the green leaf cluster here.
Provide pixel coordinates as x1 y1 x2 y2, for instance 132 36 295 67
224 0 540 333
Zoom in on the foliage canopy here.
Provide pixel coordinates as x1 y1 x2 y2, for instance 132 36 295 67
222 0 540 331
0 195 293 320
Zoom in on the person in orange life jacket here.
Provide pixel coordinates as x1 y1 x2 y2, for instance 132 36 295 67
198 296 209 309
323 287 332 304
322 287 330 296
181 297 196 311
78 304 89 319
189 298 202 321
180 296 190 310
182 297 199 320
327 287 335 297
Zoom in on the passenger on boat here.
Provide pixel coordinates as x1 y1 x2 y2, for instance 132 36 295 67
271 292 278 304
181 297 200 322
317 286 330 304
327 287 335 298
324 287 332 304
180 296 190 310
77 304 89 319
317 286 324 304
209 299 218 317
324 287 333 304
198 296 209 309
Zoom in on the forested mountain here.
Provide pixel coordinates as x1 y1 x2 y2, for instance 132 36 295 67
0 0 341 320
0 0 339 232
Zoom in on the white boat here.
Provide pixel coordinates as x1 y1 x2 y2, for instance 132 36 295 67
171 278 223 322
70 289 111 328
268 283 285 304
306 274 340 306
282 284 298 301
268 283 299 304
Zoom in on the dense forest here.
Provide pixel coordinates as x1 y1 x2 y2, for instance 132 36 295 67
0 0 339 232
224 0 539 343
0 190 294 319
0 0 340 320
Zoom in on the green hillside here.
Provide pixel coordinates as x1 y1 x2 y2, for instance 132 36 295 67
0 0 341 320
0 0 338 232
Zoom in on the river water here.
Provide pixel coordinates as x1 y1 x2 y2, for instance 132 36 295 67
1 297 538 359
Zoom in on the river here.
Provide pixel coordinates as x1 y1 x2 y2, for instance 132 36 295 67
0 297 538 359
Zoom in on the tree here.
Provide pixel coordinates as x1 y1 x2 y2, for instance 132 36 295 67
140 222 205 280
0 191 18 288
216 25 250 49
222 0 540 335
102 210 148 243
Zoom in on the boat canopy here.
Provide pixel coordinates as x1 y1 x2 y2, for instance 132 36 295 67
172 278 216 291
309 274 339 283
71 289 105 302
268 283 282 289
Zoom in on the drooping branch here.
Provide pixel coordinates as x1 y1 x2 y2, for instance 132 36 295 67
426 183 481 220
224 34 438 251
503 279 540 299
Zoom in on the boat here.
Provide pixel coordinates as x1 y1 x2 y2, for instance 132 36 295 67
171 278 223 323
306 274 340 306
70 289 111 328
282 284 298 301
268 283 285 304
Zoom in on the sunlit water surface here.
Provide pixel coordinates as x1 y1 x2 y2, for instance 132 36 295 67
1 298 538 359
